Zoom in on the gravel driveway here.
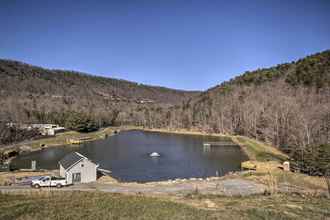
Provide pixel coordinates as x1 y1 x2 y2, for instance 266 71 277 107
0 178 266 196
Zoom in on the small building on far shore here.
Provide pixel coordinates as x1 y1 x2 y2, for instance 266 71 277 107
59 152 98 184
32 124 65 136
6 122 66 136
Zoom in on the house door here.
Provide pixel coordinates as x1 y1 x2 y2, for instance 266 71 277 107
72 173 81 183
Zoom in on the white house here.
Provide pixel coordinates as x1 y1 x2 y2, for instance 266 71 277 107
39 124 65 136
59 152 98 184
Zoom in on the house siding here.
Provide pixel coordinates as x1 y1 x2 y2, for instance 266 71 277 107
59 164 65 177
60 158 97 184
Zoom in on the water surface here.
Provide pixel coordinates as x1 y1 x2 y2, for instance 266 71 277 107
11 130 248 182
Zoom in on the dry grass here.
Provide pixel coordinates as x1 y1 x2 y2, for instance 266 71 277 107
0 191 329 220
324 171 330 198
0 191 214 220
265 171 279 195
181 193 330 219
97 175 119 184
242 167 328 195
13 127 117 149
230 136 329 196
140 127 232 140
232 136 288 162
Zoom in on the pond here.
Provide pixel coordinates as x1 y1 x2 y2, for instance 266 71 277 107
11 130 248 182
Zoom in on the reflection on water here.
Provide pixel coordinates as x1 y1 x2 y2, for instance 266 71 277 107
11 130 248 182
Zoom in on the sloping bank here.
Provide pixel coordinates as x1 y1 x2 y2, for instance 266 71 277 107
1 191 329 220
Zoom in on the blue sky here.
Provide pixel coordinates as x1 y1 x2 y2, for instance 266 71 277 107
1 0 329 90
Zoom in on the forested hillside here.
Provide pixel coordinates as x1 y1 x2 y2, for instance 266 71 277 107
153 50 330 175
0 59 199 128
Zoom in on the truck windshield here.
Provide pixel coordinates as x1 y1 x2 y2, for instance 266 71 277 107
38 176 49 181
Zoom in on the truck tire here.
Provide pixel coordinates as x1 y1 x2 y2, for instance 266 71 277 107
56 184 62 188
33 184 40 189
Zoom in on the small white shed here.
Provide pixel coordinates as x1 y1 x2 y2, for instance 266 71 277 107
59 152 98 184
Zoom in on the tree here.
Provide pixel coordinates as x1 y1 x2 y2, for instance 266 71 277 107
64 111 98 132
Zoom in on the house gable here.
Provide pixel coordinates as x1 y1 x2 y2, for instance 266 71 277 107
59 152 86 170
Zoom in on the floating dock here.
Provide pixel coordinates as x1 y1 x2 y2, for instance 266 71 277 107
203 142 237 147
67 137 92 145
97 168 112 175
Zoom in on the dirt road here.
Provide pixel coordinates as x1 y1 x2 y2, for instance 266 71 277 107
0 178 266 196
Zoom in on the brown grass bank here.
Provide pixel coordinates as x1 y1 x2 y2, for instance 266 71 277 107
0 191 329 220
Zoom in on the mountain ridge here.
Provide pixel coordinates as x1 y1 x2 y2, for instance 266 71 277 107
0 58 201 93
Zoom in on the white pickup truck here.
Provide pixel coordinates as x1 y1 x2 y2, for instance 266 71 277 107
31 176 70 188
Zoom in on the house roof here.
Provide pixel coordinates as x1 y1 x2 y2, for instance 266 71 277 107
59 152 87 170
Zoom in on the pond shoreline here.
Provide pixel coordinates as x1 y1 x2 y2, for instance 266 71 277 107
1 126 236 157
2 128 327 199
2 127 286 182
1 127 124 164
4 127 248 184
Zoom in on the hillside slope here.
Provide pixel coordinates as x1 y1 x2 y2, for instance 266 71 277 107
191 50 330 140
0 59 199 125
183 50 330 174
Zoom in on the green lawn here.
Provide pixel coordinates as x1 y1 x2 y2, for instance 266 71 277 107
0 192 329 220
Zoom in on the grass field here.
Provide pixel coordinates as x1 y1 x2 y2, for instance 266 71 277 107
232 136 289 162
0 192 329 220
27 127 117 149
0 192 213 220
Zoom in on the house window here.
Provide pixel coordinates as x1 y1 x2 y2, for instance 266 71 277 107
72 173 81 182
